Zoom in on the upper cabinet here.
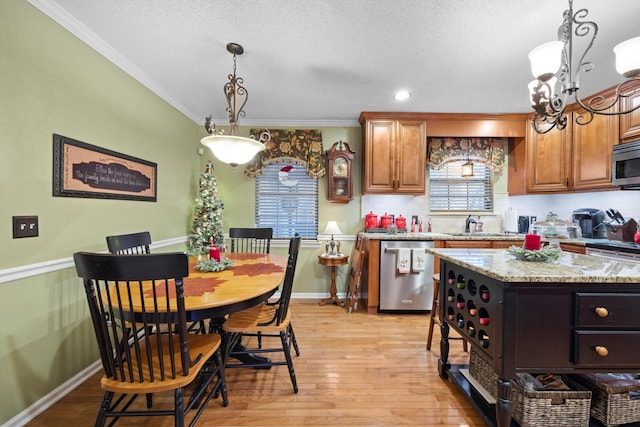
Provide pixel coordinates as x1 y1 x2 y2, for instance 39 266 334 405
525 91 618 193
526 118 573 192
360 113 427 195
619 82 640 143
571 99 618 191
359 112 529 195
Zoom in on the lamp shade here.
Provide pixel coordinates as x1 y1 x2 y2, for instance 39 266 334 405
201 135 265 167
322 220 343 236
528 41 564 81
461 161 474 178
614 36 640 78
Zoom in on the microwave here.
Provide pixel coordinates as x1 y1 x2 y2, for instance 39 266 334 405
612 140 640 189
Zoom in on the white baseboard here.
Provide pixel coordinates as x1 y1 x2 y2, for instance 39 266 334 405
2 361 101 427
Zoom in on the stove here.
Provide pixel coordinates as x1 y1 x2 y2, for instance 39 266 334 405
584 239 640 255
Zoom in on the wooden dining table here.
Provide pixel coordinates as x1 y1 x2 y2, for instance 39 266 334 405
109 252 288 322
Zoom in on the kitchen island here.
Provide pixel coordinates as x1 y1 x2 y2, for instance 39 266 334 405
427 247 640 427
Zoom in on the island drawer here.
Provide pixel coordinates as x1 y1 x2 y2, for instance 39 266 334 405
574 330 640 366
575 292 640 328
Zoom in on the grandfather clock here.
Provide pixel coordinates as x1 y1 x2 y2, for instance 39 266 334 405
326 140 355 203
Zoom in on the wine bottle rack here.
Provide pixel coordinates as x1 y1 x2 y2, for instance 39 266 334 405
442 264 501 358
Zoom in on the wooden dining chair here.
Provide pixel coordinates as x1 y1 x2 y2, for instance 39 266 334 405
73 251 228 427
222 234 302 392
105 231 152 254
228 227 272 253
346 234 366 313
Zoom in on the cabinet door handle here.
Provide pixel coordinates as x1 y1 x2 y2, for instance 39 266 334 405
594 345 609 357
595 307 609 318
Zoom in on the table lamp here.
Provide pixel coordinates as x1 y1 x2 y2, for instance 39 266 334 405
322 220 343 256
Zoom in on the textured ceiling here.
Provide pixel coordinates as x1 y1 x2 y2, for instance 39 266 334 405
29 0 640 126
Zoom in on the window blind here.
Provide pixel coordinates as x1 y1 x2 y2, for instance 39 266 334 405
429 161 493 212
255 164 318 239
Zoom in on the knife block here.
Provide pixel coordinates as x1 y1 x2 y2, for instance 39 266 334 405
605 218 638 242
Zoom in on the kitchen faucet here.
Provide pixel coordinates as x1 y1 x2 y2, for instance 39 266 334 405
465 215 477 233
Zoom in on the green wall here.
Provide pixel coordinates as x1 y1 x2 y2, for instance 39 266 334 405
1 1 362 423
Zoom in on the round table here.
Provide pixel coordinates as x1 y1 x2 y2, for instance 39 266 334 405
317 253 349 307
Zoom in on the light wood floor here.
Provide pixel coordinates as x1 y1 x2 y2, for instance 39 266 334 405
26 300 482 426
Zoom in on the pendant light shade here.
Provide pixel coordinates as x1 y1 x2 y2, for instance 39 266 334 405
461 161 474 178
201 43 269 168
614 36 640 78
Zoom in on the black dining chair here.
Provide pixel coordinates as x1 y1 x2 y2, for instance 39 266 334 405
105 231 152 254
73 251 228 426
222 234 302 392
228 227 272 254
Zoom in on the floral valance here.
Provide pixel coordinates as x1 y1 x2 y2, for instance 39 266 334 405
244 129 325 178
428 137 506 171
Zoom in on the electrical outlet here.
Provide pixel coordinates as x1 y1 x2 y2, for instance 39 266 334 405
13 215 39 238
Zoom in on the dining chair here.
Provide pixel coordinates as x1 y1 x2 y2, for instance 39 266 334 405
73 251 228 427
228 227 273 253
222 234 302 392
105 231 152 254
346 234 366 313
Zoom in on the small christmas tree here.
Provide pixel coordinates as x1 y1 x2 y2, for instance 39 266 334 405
187 162 225 255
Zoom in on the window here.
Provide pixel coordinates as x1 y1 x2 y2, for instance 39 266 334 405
255 163 318 239
429 160 493 212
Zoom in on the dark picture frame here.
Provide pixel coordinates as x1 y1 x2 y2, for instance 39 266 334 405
53 134 157 202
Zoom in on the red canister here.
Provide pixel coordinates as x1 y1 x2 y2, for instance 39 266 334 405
365 211 378 229
395 215 407 229
380 212 392 228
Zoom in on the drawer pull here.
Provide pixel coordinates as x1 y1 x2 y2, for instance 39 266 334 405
595 307 609 318
595 346 609 357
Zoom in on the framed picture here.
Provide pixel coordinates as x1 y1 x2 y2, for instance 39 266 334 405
53 134 157 202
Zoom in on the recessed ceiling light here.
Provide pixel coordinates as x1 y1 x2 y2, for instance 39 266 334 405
394 91 411 101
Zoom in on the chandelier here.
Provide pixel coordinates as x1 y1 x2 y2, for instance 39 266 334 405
528 0 640 134
201 43 270 167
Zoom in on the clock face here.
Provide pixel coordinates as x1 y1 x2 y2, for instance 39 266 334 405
333 157 348 177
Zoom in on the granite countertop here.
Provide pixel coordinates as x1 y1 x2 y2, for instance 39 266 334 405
359 231 528 241
427 247 640 283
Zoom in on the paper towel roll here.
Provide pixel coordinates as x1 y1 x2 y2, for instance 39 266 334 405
504 208 518 233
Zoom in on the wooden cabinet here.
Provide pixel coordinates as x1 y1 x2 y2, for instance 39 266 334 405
619 82 640 143
526 119 573 192
559 243 586 254
571 101 618 191
360 115 426 194
526 90 620 193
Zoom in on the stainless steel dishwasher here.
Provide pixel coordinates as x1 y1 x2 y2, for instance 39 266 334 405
379 240 435 312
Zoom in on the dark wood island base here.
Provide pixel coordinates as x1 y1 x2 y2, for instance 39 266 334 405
429 248 640 427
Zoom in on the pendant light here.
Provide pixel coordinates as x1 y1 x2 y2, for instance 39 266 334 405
201 43 270 167
528 0 640 134
461 140 474 178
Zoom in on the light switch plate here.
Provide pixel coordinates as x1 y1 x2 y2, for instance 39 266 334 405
13 215 39 238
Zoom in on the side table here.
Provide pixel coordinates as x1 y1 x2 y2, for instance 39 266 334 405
318 254 349 307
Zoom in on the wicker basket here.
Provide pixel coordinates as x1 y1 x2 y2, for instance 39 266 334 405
469 347 498 399
511 377 592 427
571 373 640 426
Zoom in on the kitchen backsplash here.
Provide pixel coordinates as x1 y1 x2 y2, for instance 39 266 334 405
361 191 640 235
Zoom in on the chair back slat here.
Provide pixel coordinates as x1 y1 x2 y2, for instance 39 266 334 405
73 252 191 384
106 231 152 254
229 227 272 254
276 234 301 326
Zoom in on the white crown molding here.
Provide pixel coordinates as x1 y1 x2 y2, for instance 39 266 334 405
27 0 199 121
27 1 361 129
